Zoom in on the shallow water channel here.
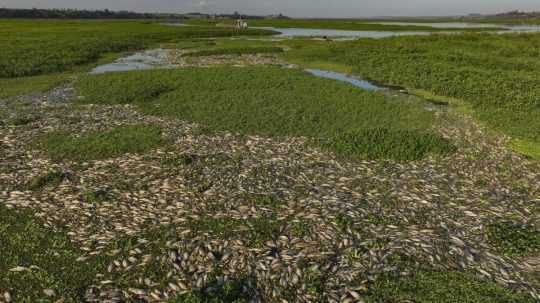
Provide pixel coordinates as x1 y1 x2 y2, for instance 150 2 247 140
254 27 432 38
370 21 540 32
305 69 384 91
305 68 447 110
90 49 173 74
255 23 540 38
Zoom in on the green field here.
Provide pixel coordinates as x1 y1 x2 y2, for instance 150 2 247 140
282 33 540 152
0 20 273 78
76 67 453 161
1 18 539 303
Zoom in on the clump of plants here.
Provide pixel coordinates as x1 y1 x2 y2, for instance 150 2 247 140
169 279 250 303
82 189 112 204
161 154 196 167
328 128 456 161
487 221 540 257
27 171 69 190
189 216 282 248
364 269 536 303
252 194 282 208
37 124 167 161
0 205 106 301
9 115 40 126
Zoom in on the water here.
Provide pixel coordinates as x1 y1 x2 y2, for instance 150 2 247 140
253 22 540 38
162 23 193 27
90 49 172 74
369 22 540 32
255 27 431 38
305 68 446 110
306 69 383 91
166 21 540 38
369 22 501 29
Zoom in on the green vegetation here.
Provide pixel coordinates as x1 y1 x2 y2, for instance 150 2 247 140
0 73 69 99
190 216 281 248
82 189 111 204
37 124 167 161
0 19 274 79
0 205 105 302
77 67 454 161
184 46 283 57
170 281 249 303
284 33 540 148
252 194 283 208
186 19 503 32
510 139 540 160
8 115 41 127
0 53 122 99
329 128 456 161
487 221 540 257
365 270 536 303
27 171 68 190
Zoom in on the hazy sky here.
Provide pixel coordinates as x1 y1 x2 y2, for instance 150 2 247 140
1 0 540 18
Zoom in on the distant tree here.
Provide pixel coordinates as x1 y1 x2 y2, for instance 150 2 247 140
0 8 184 19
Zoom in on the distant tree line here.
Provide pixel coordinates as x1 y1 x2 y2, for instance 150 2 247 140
0 8 184 19
492 10 540 19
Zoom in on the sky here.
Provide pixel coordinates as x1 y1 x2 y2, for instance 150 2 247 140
1 0 540 18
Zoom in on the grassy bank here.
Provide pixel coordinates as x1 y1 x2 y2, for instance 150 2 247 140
0 19 274 79
186 19 504 32
76 67 454 161
283 33 540 149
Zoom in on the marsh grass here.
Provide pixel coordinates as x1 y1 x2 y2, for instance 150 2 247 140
37 124 167 161
283 33 540 145
0 19 274 78
0 73 70 99
487 221 540 257
328 128 457 161
27 171 68 191
365 270 536 303
82 189 112 204
169 280 249 303
190 216 282 248
0 205 107 302
77 67 455 161
252 194 283 208
509 139 540 160
8 115 40 126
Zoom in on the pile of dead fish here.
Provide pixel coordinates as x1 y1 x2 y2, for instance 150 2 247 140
0 88 539 302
